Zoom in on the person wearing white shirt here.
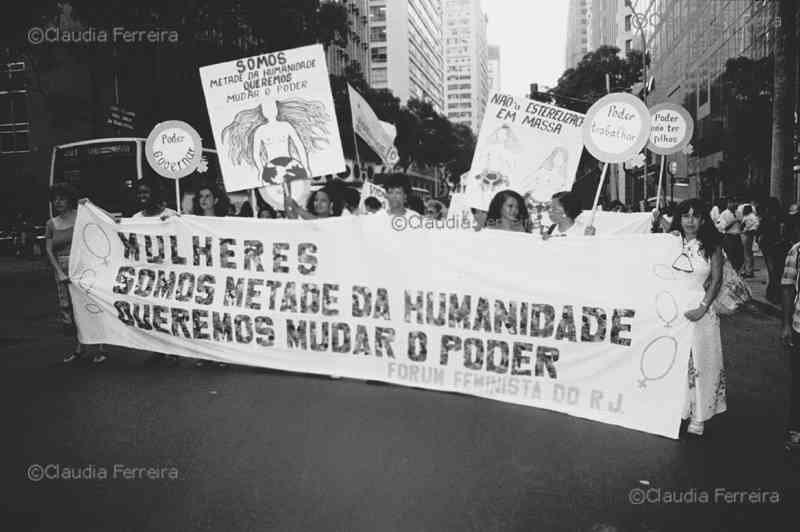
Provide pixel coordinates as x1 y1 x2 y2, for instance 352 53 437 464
542 190 596 239
715 198 744 271
131 182 179 220
381 174 418 223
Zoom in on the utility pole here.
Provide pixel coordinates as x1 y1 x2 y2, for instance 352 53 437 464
626 0 651 204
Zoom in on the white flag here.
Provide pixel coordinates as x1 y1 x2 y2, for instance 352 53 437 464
348 84 399 167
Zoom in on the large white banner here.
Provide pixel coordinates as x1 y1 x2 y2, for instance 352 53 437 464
465 93 586 210
70 204 697 438
199 44 345 200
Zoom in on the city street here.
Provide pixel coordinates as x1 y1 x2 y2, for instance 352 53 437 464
2 259 797 532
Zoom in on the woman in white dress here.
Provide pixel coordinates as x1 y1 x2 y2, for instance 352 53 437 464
670 198 726 436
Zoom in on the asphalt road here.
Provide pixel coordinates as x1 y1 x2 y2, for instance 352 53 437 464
2 265 798 532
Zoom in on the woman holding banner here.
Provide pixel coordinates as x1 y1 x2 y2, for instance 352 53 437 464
193 182 231 368
542 191 596 238
285 185 343 219
485 190 530 232
670 199 726 436
45 184 108 365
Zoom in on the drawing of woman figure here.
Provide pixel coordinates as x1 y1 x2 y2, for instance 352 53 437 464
473 124 523 193
520 146 570 203
221 98 332 210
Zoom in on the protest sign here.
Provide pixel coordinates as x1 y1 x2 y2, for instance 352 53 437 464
145 121 203 180
358 181 388 213
648 103 694 156
464 93 585 209
583 93 651 164
70 203 696 438
348 84 399 167
647 103 694 209
199 44 345 209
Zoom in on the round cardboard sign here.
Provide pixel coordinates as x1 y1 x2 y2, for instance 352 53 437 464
582 93 651 163
647 103 694 155
145 121 203 179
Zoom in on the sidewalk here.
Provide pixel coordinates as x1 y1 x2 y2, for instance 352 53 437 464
744 254 781 317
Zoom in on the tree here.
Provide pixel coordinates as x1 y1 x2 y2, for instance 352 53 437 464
770 0 797 201
550 45 648 205
551 45 647 113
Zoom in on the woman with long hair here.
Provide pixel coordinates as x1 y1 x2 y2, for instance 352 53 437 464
192 183 231 217
669 198 726 436
485 190 530 232
191 183 231 368
45 184 108 364
285 185 343 219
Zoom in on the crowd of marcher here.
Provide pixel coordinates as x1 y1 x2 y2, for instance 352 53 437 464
44 175 800 451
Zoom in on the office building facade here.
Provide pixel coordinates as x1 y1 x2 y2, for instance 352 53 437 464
643 0 798 202
565 0 591 68
443 0 489 132
323 0 371 78
487 44 500 91
368 0 445 113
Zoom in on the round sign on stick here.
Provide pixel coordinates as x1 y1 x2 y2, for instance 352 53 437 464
145 121 203 179
647 103 694 155
582 93 651 163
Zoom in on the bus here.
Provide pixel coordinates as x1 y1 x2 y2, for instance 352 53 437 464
49 137 249 216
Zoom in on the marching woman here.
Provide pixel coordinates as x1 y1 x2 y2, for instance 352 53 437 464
484 190 531 232
192 182 231 368
285 185 343 219
542 190 596 238
133 181 180 366
45 183 108 364
670 198 726 436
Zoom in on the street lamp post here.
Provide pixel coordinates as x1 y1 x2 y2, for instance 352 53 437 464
626 0 651 204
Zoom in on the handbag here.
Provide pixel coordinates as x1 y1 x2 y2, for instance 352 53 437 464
710 252 752 315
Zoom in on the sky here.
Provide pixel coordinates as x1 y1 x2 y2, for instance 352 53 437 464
484 0 570 96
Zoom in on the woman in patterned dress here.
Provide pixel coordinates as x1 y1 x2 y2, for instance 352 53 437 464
670 198 726 436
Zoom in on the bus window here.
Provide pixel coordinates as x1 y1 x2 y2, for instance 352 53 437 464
52 141 138 215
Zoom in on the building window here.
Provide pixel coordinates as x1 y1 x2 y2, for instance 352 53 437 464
371 67 387 84
625 39 632 52
370 26 386 42
371 46 387 63
0 90 30 153
624 14 632 32
369 5 386 23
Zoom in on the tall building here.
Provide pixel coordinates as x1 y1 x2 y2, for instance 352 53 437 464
323 0 371 78
487 44 500 91
589 0 638 55
564 0 591 68
643 0 799 203
565 0 639 69
368 0 445 113
443 0 489 131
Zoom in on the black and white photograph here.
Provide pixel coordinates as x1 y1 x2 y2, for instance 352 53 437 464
1 1 798 530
